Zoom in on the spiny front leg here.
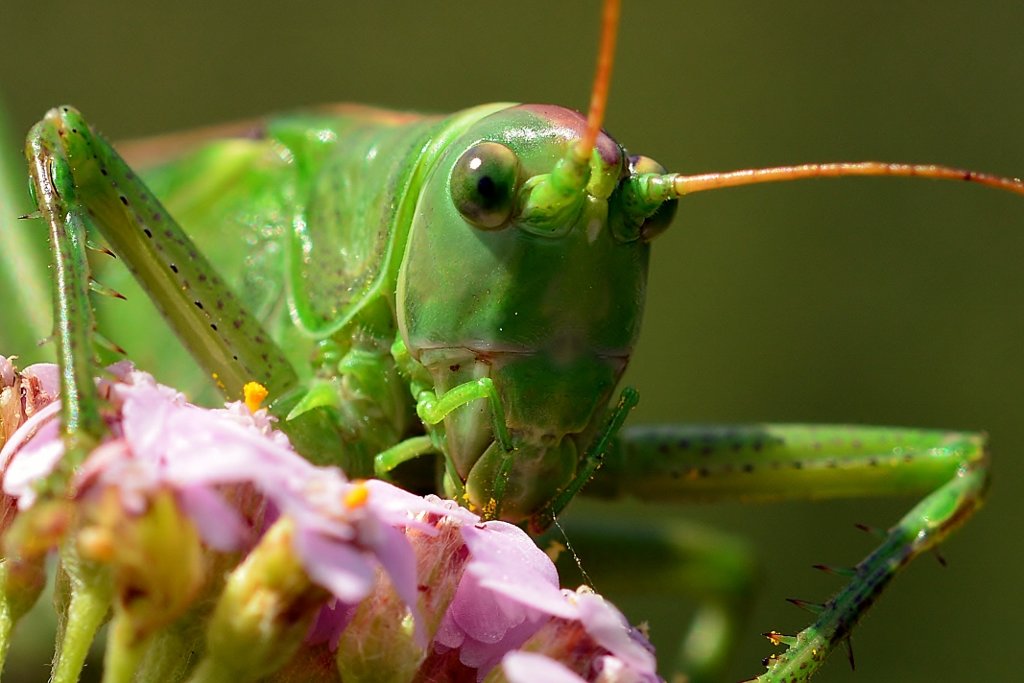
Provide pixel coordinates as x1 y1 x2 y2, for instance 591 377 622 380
26 106 296 406
755 452 986 682
592 424 988 682
21 105 377 477
25 121 106 477
21 106 307 682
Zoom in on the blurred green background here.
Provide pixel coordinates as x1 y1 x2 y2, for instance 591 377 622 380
1 1 1022 681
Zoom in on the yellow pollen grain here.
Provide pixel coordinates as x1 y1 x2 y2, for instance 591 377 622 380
78 527 116 562
344 482 369 509
480 497 498 519
244 381 269 412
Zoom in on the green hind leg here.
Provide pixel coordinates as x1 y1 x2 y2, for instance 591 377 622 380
590 424 987 682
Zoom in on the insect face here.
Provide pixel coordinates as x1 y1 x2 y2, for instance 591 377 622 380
397 104 676 520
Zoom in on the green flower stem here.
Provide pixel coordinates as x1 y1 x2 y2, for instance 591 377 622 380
52 548 113 683
133 615 205 683
102 613 147 683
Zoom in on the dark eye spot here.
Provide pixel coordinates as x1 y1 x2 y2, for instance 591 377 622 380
477 176 496 200
450 142 520 230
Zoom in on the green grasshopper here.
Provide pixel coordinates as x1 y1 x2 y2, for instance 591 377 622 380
2 1 1024 683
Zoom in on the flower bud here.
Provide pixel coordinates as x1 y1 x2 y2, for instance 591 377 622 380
199 518 329 681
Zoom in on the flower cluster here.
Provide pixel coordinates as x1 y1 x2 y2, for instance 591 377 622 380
0 358 661 683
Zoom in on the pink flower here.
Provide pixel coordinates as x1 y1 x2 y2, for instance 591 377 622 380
435 521 576 673
0 362 661 682
502 652 588 683
432 519 662 682
0 358 62 534
0 366 434 616
496 589 662 683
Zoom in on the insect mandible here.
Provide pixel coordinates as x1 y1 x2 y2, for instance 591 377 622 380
2 1 1024 683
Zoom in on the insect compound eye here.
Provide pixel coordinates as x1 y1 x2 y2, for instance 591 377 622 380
628 154 678 241
450 141 521 230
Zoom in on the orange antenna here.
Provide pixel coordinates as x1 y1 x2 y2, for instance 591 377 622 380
671 161 1024 197
517 0 623 230
576 0 621 163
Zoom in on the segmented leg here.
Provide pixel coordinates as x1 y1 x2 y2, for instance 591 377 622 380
590 424 988 681
288 341 416 477
25 119 106 479
386 337 516 511
25 103 390 481
22 107 311 681
25 106 442 486
532 387 638 532
27 107 297 406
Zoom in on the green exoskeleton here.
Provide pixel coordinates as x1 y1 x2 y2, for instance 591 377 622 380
27 100 668 522
3 1 1022 681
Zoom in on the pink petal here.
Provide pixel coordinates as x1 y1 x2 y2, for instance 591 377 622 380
306 600 354 649
462 522 575 620
177 486 251 551
0 357 12 385
0 400 61 475
22 363 60 398
363 521 425 643
364 479 477 530
435 521 573 676
2 414 63 507
293 528 377 603
502 652 587 683
576 593 657 675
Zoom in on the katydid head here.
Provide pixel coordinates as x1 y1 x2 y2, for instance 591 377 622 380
389 0 687 526
393 0 1024 527
396 104 680 523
